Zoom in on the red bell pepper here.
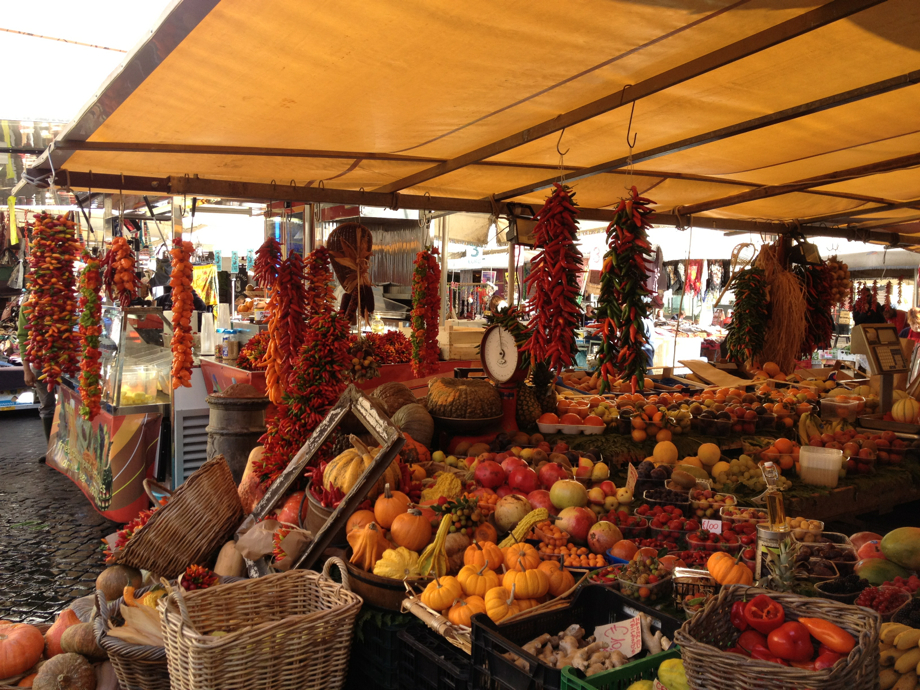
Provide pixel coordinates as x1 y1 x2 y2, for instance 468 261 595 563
731 600 749 631
744 594 785 634
814 651 844 670
750 645 789 666
767 622 814 662
725 646 749 656
737 629 768 653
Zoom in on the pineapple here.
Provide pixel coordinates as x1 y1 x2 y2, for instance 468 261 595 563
758 537 806 593
531 361 558 415
516 384 542 429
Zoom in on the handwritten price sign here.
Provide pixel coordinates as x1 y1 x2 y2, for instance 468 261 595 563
594 616 642 658
702 518 723 535
626 463 638 494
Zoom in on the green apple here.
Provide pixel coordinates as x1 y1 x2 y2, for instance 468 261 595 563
432 450 446 463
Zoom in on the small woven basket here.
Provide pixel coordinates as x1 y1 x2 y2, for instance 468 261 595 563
159 558 362 690
114 455 243 578
674 584 881 690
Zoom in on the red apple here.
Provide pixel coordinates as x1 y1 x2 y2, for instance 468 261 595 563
508 466 540 494
599 480 617 497
527 489 558 516
501 456 527 476
557 506 597 544
538 462 569 490
587 521 623 554
474 460 506 489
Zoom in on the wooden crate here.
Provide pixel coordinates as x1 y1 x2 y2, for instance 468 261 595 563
438 324 484 361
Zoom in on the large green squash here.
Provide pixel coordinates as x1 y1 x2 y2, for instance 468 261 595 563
881 527 920 570
392 404 434 447
371 382 417 416
426 378 501 419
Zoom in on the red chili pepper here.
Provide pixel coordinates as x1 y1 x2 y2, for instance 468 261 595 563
731 600 749 631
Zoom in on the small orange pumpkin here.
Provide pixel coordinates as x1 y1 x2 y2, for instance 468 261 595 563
484 585 519 623
44 609 80 658
447 595 487 627
502 561 549 599
473 522 498 544
420 575 463 612
408 464 427 482
347 522 390 571
374 483 411 529
538 560 576 597
707 551 754 586
463 541 503 572
346 510 377 535
457 563 501 597
503 543 539 571
0 623 44 678
390 508 433 552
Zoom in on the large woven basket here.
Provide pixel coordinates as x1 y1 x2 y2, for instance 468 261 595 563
114 455 243 578
159 558 362 690
674 584 880 690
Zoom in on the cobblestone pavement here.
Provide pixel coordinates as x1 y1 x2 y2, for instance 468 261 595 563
0 409 117 623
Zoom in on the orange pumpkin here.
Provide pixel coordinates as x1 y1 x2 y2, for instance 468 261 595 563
503 562 549 599
421 575 463 612
473 523 498 544
538 560 576 597
346 510 377 535
400 432 431 464
44 609 80 658
0 624 44 678
457 563 501 597
374 483 411 529
707 551 754 586
463 541 503 572
484 585 519 623
408 464 427 482
447 595 486 627
390 509 433 552
503 543 540 571
17 672 37 687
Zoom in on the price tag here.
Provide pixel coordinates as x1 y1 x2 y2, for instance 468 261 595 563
246 249 255 271
594 616 642 658
214 249 222 269
230 251 239 274
702 518 723 534
626 462 638 494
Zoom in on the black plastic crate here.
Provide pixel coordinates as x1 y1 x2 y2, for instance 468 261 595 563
471 585 681 690
345 656 401 690
398 626 472 690
351 605 420 669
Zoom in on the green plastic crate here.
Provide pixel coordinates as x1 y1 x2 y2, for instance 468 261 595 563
560 648 681 690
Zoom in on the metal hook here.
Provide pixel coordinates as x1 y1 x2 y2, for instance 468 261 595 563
626 101 638 150
555 129 570 158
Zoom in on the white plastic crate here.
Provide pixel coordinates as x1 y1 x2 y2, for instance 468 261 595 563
799 446 844 488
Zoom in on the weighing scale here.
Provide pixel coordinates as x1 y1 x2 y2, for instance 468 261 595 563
442 325 527 454
849 323 909 414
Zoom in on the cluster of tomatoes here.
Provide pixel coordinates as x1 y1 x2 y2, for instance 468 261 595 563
25 213 80 391
169 239 195 389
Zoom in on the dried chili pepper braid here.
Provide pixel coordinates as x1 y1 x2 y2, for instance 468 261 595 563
591 186 654 393
102 236 138 308
236 330 270 371
252 236 282 289
794 263 835 357
365 330 411 364
303 246 335 318
25 212 81 391
724 267 769 365
169 239 195 389
77 250 104 419
261 253 308 404
521 183 583 374
409 247 441 378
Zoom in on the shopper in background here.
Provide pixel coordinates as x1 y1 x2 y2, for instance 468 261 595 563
16 289 54 462
885 305 907 335
900 307 920 345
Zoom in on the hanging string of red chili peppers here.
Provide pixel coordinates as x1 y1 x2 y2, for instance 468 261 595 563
253 237 282 288
170 239 195 389
262 253 308 404
794 263 835 358
103 236 138 308
898 276 904 305
592 186 654 393
78 251 103 419
521 183 583 373
25 212 80 392
303 245 335 318
410 247 441 378
871 279 879 304
884 281 893 308
724 268 769 364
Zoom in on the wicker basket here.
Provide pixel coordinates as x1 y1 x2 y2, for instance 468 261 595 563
114 455 243 578
674 584 881 690
159 558 362 690
0 624 50 690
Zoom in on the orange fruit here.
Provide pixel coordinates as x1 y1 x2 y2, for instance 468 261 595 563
631 428 647 443
774 438 794 454
774 372 787 382
611 540 638 560
560 413 583 425
763 362 780 377
538 412 559 424
584 415 605 427
589 396 604 406
634 547 658 561
656 428 672 442
643 405 658 418
779 454 794 471
574 406 590 420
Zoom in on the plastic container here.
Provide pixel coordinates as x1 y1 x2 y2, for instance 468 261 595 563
801 558 840 583
608 517 648 541
650 525 687 548
538 422 562 434
617 572 672 603
820 396 864 423
689 491 737 512
351 604 420 669
785 517 824 541
470 585 681 690
398 626 473 690
799 446 844 488
642 490 690 514
560 648 681 690
559 424 583 435
120 364 158 405
720 506 768 525
814 577 869 605
581 425 605 435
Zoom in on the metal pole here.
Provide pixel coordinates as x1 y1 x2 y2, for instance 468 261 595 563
440 216 449 327
507 241 516 305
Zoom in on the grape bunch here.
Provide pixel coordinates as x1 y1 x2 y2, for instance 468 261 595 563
433 496 483 537
712 454 792 494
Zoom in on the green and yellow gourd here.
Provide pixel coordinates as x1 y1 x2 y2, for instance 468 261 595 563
426 378 501 419
322 435 400 500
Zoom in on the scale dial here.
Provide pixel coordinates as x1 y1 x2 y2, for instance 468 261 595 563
481 325 525 384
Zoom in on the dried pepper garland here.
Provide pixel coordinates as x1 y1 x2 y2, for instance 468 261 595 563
410 247 441 378
180 565 219 591
255 310 351 487
25 212 80 391
103 236 138 308
365 331 411 364
236 330 270 371
724 267 769 364
592 186 654 393
263 253 308 404
253 236 282 288
884 281 892 308
521 183 583 373
78 251 104 419
303 245 335 318
794 263 835 358
170 239 195 389
102 508 156 563
898 276 904 304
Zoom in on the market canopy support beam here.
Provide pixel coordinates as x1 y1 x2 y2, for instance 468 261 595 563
675 151 920 216
493 69 920 202
371 0 886 195
48 169 911 246
798 196 920 225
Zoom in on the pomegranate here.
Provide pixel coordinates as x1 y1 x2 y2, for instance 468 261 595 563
474 461 506 489
587 521 623 554
549 479 588 509
494 495 533 533
526 489 558 516
508 466 539 494
501 456 527 476
538 462 569 490
557 506 597 544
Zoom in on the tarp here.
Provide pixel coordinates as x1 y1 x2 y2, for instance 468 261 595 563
19 0 920 246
